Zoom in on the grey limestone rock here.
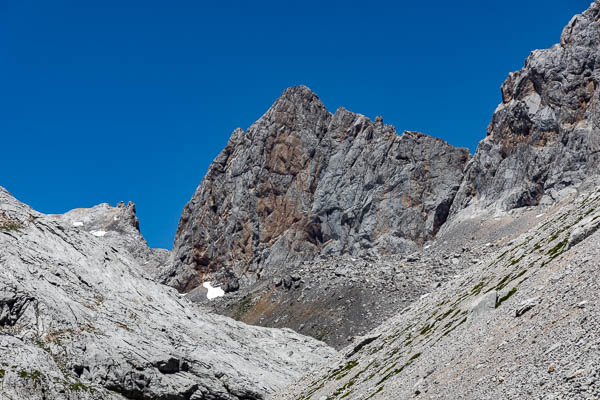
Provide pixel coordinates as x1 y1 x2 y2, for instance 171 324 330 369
515 296 540 317
452 0 600 214
469 290 498 320
54 201 170 275
567 207 600 249
168 85 471 293
0 186 334 400
275 153 600 400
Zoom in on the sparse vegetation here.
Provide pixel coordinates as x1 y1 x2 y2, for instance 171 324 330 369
548 239 568 259
327 361 358 381
232 296 254 320
18 369 43 388
0 212 23 231
376 352 421 386
364 385 384 399
496 288 517 308
69 381 96 393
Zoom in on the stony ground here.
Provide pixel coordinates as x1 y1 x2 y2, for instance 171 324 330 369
199 198 549 350
275 184 600 400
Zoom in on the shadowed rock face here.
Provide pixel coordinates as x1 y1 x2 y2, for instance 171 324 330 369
452 1 600 213
168 86 471 292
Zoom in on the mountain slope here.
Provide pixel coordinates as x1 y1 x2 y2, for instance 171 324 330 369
0 187 334 400
276 175 600 400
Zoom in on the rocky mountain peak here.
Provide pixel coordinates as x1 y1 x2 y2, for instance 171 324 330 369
275 84 323 105
167 87 471 293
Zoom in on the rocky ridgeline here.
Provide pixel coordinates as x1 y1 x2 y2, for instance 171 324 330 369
166 86 470 293
276 178 600 400
452 1 600 213
0 187 334 400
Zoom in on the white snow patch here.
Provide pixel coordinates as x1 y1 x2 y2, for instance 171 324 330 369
536 214 544 218
203 282 225 300
113 216 119 221
72 221 84 227
90 230 107 237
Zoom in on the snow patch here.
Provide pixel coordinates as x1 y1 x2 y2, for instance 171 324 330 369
72 221 84 227
536 214 544 218
203 282 225 300
90 230 107 237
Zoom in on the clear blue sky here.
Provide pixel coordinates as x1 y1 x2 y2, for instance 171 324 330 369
0 0 591 249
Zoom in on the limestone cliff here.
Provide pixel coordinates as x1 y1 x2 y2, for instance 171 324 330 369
167 86 470 292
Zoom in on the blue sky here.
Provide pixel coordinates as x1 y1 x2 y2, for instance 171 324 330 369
0 0 591 249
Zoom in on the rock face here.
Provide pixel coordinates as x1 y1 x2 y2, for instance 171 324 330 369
0 187 334 400
168 86 470 292
452 1 600 213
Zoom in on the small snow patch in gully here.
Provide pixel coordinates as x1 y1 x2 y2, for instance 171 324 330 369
203 282 225 300
72 221 84 227
90 230 107 237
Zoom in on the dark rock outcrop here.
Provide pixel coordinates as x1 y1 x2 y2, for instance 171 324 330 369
168 86 470 292
452 1 600 213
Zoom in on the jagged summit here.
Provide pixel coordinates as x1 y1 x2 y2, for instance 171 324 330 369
278 84 322 101
166 86 470 293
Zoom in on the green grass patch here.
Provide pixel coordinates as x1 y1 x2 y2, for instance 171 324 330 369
471 282 485 296
441 316 467 337
419 321 437 336
328 361 358 381
496 288 517 308
69 382 96 393
365 385 384 400
547 239 568 259
375 353 421 386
